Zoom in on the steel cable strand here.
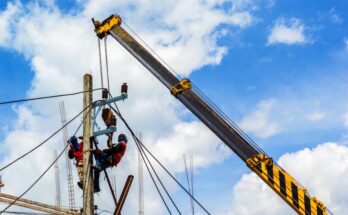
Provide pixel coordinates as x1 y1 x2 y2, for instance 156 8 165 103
133 137 173 214
0 103 94 172
107 102 212 215
133 135 182 214
0 89 103 106
123 20 266 157
98 38 104 89
191 84 266 155
0 105 91 214
104 36 111 92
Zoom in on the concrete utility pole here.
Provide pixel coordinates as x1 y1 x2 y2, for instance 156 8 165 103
83 74 94 215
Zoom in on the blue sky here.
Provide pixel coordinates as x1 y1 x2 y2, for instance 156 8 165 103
0 0 348 214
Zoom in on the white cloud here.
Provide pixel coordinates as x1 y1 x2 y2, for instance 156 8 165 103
267 18 308 45
0 1 20 45
307 111 326 121
239 99 280 138
343 112 348 128
344 38 348 52
329 8 343 24
0 0 260 213
225 143 348 215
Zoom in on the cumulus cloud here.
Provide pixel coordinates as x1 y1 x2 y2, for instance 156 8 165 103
267 17 308 45
239 99 280 138
225 143 348 215
307 111 326 121
0 0 261 213
0 0 20 44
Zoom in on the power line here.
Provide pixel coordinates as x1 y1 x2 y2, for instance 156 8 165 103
0 105 92 214
1 211 50 215
0 88 102 106
107 97 211 215
0 103 93 172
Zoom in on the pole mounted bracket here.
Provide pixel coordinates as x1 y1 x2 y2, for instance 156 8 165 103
92 14 122 39
170 78 191 96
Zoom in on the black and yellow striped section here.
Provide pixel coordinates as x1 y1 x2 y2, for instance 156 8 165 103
246 154 327 215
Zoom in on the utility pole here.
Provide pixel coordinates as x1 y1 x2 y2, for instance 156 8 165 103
83 74 94 215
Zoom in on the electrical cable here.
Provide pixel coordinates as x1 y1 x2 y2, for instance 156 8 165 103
104 36 111 93
0 103 92 172
123 20 268 157
0 211 50 215
0 104 93 214
133 137 173 215
107 98 211 215
0 88 102 106
134 133 181 214
98 38 104 89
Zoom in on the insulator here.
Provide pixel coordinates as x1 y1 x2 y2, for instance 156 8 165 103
121 83 128 94
102 88 109 99
110 115 117 127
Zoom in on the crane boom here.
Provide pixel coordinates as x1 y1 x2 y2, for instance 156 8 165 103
92 14 331 215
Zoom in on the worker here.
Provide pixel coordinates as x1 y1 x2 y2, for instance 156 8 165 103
68 136 84 189
92 133 128 192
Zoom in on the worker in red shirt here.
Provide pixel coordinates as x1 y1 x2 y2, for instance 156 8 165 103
92 133 128 192
68 136 84 189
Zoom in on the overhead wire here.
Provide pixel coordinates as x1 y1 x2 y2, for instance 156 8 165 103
0 104 92 214
98 38 105 89
132 135 173 215
107 96 211 215
133 130 181 214
104 36 111 93
122 20 267 156
0 103 93 172
0 89 103 106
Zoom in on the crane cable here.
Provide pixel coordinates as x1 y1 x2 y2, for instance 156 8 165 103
107 95 211 215
0 104 92 214
132 129 181 214
107 94 180 214
0 88 102 106
123 20 267 156
104 36 111 93
133 136 174 215
98 38 104 89
0 103 93 172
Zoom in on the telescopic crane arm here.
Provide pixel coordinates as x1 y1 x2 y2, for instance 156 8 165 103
92 14 331 215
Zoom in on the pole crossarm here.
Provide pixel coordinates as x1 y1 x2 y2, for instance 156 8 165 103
93 94 127 108
0 193 80 215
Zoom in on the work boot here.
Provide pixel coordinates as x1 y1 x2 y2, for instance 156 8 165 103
77 181 83 190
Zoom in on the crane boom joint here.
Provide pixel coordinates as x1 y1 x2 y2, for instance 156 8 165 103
93 14 122 39
170 78 192 96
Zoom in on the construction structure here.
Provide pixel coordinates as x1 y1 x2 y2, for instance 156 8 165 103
0 13 334 215
91 14 332 215
59 101 76 210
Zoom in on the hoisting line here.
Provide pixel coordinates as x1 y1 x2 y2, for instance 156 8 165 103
98 38 104 89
